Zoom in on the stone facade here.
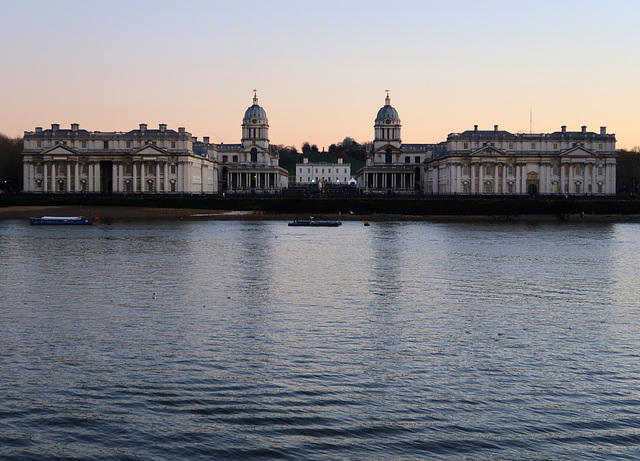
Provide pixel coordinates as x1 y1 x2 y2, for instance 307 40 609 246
22 123 217 194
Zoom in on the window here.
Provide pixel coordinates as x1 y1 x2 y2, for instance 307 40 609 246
508 143 514 149
405 156 410 163
328 168 331 173
82 141 87 148
37 140 42 148
553 143 558 149
415 156 420 163
82 165 88 174
222 155 228 163
125 164 132 174
507 182 515 194
507 165 514 176
485 165 492 175
148 164 154 175
126 141 131 148
171 141 176 148
385 149 392 164
103 141 109 149
552 165 559 176
597 166 603 176
233 155 238 162
170 164 176 174
531 143 536 150
322 168 325 174
597 183 603 193
462 164 470 175
344 168 347 173
251 148 258 163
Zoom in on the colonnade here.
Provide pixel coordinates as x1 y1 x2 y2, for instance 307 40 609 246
227 171 278 191
364 170 416 191
439 159 616 195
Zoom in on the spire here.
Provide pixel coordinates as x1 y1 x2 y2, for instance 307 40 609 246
253 89 258 105
385 89 391 106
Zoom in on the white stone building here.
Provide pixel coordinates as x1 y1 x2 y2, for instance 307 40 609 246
194 92 288 194
425 125 617 195
296 158 351 184
22 123 217 194
357 92 617 195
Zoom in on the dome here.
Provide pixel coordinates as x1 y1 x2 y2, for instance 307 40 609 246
375 93 400 124
243 94 268 123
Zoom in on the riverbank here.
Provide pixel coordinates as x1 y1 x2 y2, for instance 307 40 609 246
2 205 640 223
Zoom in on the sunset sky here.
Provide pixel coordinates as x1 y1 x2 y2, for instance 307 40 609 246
1 0 639 150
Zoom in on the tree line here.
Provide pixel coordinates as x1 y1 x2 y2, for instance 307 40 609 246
0 133 23 192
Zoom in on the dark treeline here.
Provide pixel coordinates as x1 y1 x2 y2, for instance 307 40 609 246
616 148 640 195
0 133 23 192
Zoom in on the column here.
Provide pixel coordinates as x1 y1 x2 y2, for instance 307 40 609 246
502 164 507 194
164 163 169 192
493 164 499 194
591 162 597 194
95 162 101 193
515 165 520 194
560 162 565 194
568 162 574 194
51 163 57 193
470 163 476 193
74 163 80 193
112 163 118 193
133 163 138 193
156 163 161 193
66 164 71 192
141 163 146 193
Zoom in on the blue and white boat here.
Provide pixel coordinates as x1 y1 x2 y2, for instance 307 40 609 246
29 216 100 225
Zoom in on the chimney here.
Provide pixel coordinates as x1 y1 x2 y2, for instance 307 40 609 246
139 123 147 133
159 123 167 132
338 158 343 164
178 127 185 134
474 125 478 131
71 123 79 132
561 125 566 133
51 123 59 132
581 125 587 133
600 126 606 135
35 127 42 133
203 136 210 144
494 125 499 132
303 158 309 164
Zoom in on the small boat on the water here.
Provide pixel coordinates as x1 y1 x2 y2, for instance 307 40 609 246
29 216 100 225
288 217 342 227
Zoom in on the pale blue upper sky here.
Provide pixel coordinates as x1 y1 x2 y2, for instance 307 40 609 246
1 0 639 149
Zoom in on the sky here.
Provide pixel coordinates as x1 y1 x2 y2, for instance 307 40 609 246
1 0 639 150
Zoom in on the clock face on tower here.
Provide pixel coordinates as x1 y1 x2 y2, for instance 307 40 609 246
252 118 257 124
385 119 391 124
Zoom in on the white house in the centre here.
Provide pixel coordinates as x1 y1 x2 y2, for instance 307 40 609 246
295 158 351 184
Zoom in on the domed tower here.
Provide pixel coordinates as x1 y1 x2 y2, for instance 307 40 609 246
373 90 402 152
242 90 269 153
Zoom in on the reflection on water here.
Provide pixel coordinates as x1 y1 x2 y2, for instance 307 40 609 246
1 219 640 460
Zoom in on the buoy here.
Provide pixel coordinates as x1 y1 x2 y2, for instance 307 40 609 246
364 221 371 226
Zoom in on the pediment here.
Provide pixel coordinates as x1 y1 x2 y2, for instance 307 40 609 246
375 144 402 154
470 146 509 157
42 145 77 155
560 146 595 157
132 145 168 156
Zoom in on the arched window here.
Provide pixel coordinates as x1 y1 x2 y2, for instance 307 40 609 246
462 164 470 176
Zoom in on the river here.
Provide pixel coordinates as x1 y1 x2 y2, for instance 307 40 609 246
1 219 639 460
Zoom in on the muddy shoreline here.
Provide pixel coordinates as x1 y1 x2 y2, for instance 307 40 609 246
1 205 639 223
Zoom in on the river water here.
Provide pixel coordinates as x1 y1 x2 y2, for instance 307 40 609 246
1 219 640 460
